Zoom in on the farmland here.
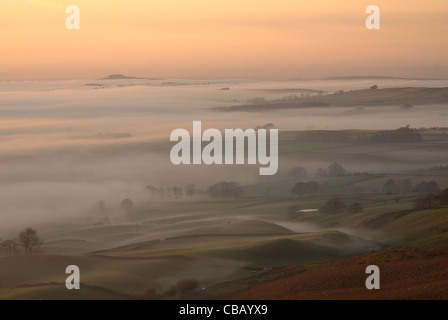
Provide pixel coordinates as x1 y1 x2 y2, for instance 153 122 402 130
1 127 447 300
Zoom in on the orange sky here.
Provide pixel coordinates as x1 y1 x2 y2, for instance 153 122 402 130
1 0 447 80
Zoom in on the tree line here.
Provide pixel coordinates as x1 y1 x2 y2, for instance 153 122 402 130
288 163 370 181
288 197 363 218
370 126 422 143
290 177 440 198
145 181 244 200
0 227 42 257
413 188 448 209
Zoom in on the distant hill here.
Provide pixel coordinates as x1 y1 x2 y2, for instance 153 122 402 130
323 76 443 81
320 87 448 106
216 87 448 112
100 74 142 80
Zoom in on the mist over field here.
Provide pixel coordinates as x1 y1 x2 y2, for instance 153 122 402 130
1 78 448 234
1 0 448 302
0 77 448 300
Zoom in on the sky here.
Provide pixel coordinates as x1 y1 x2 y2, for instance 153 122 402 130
1 0 447 80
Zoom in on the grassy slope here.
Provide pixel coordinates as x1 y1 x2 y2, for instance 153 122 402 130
2 192 446 299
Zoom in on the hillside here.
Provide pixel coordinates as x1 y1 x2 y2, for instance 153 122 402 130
217 87 448 112
230 246 448 300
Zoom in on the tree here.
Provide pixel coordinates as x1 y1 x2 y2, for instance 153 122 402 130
319 197 347 214
290 182 306 196
328 163 346 177
347 202 363 214
120 198 134 215
207 181 244 198
370 85 378 90
171 186 183 199
370 127 422 143
304 181 320 195
0 240 19 256
290 181 320 197
317 163 347 177
414 181 439 193
17 227 42 255
146 185 159 198
186 184 197 198
381 179 400 194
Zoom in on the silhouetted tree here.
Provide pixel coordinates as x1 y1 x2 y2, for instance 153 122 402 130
347 202 363 214
0 239 19 256
146 185 159 199
414 181 439 193
120 198 134 214
17 227 42 255
319 197 347 214
316 163 347 177
207 181 244 198
290 182 306 196
171 186 183 199
328 163 346 177
370 127 422 143
290 181 320 197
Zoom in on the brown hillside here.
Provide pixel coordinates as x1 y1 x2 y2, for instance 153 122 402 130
231 246 448 300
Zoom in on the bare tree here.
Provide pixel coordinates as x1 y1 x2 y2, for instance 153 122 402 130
207 181 244 198
171 186 183 199
0 240 19 256
17 227 42 255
